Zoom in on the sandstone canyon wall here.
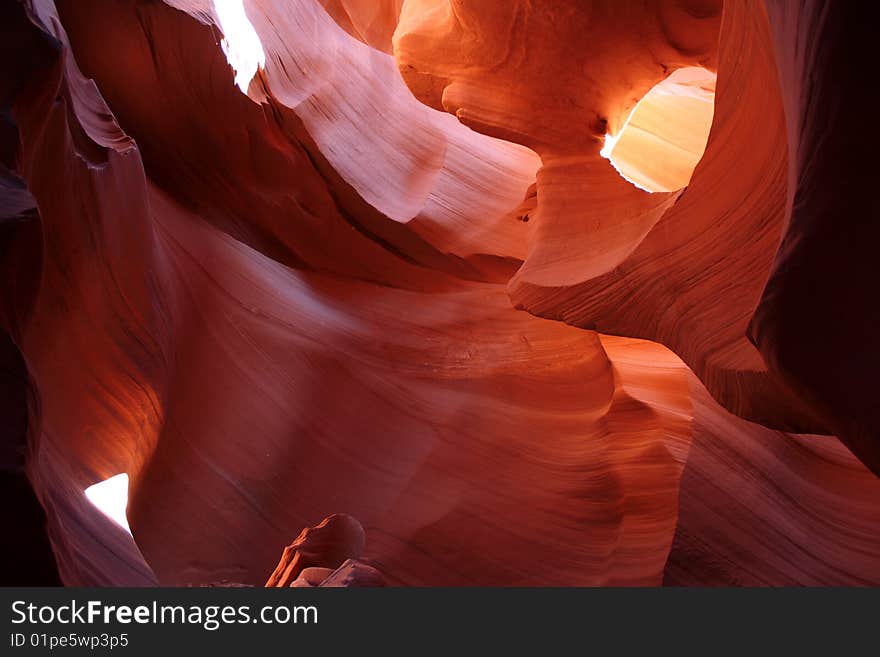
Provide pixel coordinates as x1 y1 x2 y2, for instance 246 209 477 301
0 0 877 586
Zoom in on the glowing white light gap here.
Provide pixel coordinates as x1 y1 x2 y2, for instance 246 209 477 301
84 473 132 535
213 0 266 93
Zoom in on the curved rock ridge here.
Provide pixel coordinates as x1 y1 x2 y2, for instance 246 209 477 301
159 0 825 437
11 0 695 586
0 0 877 587
166 0 542 264
503 0 826 436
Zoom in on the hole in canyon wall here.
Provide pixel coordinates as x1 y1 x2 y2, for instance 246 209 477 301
84 473 132 536
600 67 716 193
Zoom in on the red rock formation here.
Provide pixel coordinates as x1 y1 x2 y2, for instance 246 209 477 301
1 0 877 588
266 514 366 587
320 559 386 587
750 1 880 476
506 2 822 434
320 0 403 52
667 379 880 585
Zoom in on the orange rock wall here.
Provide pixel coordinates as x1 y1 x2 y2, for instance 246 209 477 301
1 0 877 586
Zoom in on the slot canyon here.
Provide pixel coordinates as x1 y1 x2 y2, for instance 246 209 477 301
1 0 878 587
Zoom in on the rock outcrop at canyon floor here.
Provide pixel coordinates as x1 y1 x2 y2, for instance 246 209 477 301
1 0 877 586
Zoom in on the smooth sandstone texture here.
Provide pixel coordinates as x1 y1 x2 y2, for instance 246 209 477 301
1 0 877 587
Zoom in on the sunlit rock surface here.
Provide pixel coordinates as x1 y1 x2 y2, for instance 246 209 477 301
0 0 877 586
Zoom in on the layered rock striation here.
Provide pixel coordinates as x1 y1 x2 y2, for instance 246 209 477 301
1 0 877 586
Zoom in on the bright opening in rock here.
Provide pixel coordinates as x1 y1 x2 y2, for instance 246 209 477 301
601 67 716 193
84 473 132 535
213 0 266 93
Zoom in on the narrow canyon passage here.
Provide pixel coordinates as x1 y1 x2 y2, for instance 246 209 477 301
1 0 878 587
